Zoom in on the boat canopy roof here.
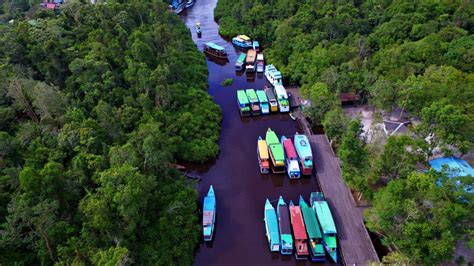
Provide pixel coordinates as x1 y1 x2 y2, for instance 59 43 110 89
258 139 269 160
265 200 280 243
265 88 277 101
245 89 258 102
206 42 225 51
266 64 282 78
282 138 298 159
246 49 256 62
256 90 268 103
300 198 322 238
237 90 249 104
269 144 285 163
253 40 260 47
266 129 279 145
274 85 288 99
313 201 337 234
238 34 251 41
237 53 246 63
277 198 292 235
290 205 307 240
294 134 313 159
257 53 264 61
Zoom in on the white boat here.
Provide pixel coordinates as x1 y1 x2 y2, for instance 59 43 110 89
265 64 282 86
257 53 265 73
274 84 289 112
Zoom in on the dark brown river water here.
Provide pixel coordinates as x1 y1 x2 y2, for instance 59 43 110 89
179 1 338 265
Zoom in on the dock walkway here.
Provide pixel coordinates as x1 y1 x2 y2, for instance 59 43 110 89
289 86 380 264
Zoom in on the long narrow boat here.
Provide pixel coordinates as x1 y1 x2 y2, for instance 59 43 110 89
264 199 280 252
281 136 301 179
310 192 337 263
204 42 227 59
294 133 314 175
256 90 269 114
299 196 325 261
264 86 278 112
203 186 216 241
256 54 265 73
246 49 257 72
257 136 270 174
235 53 246 71
236 90 250 116
265 128 286 174
274 84 289 113
289 201 309 260
277 196 293 255
245 89 260 115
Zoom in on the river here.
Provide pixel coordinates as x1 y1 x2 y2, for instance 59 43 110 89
179 1 334 265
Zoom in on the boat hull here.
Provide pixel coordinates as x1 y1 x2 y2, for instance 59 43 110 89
301 163 313 175
232 39 252 49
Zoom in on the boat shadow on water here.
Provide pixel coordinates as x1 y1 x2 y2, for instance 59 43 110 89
205 55 228 66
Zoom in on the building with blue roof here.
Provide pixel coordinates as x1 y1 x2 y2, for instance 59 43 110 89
429 156 473 193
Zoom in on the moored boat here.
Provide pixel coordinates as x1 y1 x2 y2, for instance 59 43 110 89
170 0 186 14
289 201 309 260
256 90 269 114
256 53 265 73
236 90 250 116
310 192 337 263
232 34 252 49
294 134 313 175
245 89 260 115
203 185 216 241
253 40 260 52
235 53 246 71
265 128 286 174
281 136 301 179
264 64 283 86
245 49 257 72
289 112 297 120
300 196 325 261
257 136 270 174
264 199 280 252
277 196 293 255
204 42 227 59
265 86 279 113
274 84 289 113
195 21 201 34
185 0 195 8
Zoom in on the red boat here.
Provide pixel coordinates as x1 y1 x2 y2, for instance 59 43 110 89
289 201 309 260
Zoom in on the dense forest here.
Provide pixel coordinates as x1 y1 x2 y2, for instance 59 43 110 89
0 0 220 264
216 0 473 264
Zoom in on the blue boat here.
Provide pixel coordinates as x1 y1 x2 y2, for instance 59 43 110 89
203 186 216 241
310 192 337 263
169 0 185 14
253 40 260 51
185 0 195 8
277 196 293 255
264 199 280 252
232 35 252 49
294 133 313 175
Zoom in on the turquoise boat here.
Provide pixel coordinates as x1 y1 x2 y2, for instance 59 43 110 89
299 196 325 262
203 186 216 241
310 192 337 263
294 133 313 175
277 196 293 255
256 90 269 114
236 90 250 116
235 53 246 71
264 199 280 252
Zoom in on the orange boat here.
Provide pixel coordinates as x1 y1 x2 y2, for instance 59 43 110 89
289 201 309 260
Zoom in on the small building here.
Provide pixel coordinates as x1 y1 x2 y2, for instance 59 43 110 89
429 156 474 178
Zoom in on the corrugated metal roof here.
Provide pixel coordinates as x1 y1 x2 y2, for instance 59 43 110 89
282 138 298 160
290 205 307 240
313 201 337 234
237 90 249 104
300 198 322 238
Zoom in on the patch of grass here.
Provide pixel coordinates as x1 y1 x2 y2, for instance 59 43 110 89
221 78 233 86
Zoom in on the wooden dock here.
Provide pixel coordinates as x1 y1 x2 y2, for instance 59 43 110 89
288 86 379 264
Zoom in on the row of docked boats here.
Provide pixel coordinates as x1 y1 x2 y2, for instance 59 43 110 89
258 128 313 178
232 34 260 51
264 193 338 262
169 0 195 14
237 85 289 116
235 50 264 73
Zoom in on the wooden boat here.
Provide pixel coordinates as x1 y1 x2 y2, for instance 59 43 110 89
280 136 301 179
236 90 250 116
289 201 309 260
232 34 252 49
245 49 257 72
265 86 279 113
256 90 270 114
256 53 265 73
245 89 260 115
277 196 293 255
294 134 313 175
204 42 227 59
257 136 270 174
195 21 201 34
289 112 297 120
185 0 195 8
311 192 337 263
203 186 216 241
300 196 325 261
264 64 283 86
235 53 246 71
264 199 280 252
274 84 289 113
253 40 260 52
265 128 286 174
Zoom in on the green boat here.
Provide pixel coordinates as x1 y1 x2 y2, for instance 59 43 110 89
245 89 260 115
299 196 325 261
310 192 337 263
235 53 246 71
256 90 270 114
237 90 250 116
264 199 280 252
265 128 285 173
